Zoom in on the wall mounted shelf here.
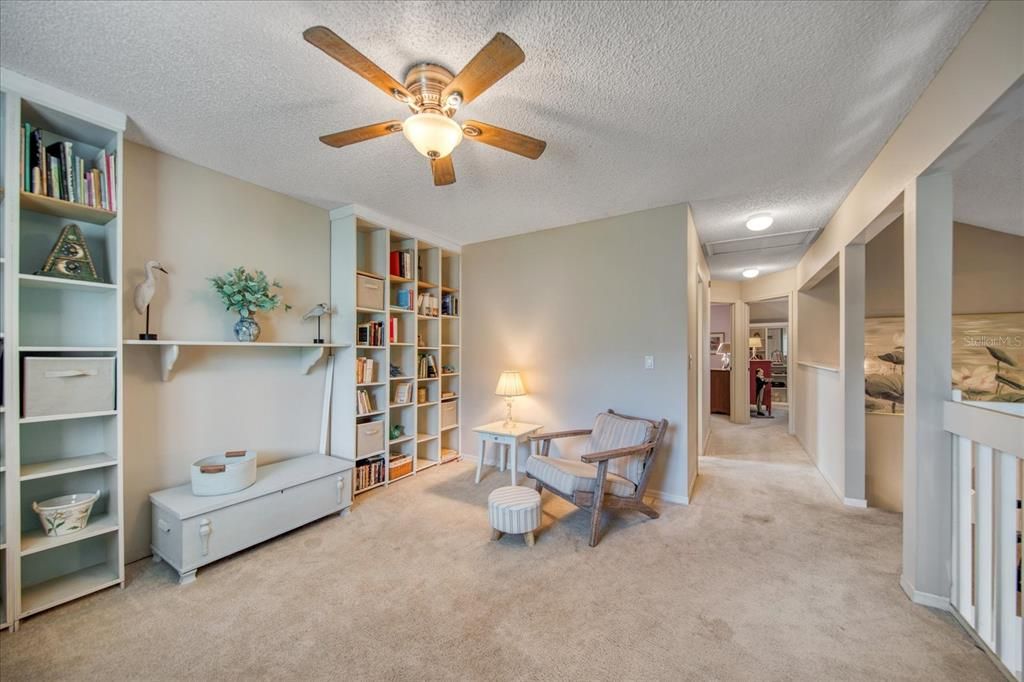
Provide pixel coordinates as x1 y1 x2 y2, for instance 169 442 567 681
123 340 350 381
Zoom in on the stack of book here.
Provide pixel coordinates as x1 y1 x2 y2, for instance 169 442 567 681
355 455 386 491
356 357 376 384
418 353 438 379
417 292 439 316
356 389 377 415
21 124 117 210
390 250 414 278
441 293 459 316
357 320 384 346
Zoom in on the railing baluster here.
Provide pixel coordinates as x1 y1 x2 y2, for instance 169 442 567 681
994 450 1020 674
955 435 973 621
975 444 995 648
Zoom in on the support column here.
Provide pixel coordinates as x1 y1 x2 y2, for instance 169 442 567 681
840 243 866 504
902 173 954 604
731 302 750 424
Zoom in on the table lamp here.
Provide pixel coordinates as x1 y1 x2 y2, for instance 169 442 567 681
749 336 762 359
495 370 526 426
717 342 732 370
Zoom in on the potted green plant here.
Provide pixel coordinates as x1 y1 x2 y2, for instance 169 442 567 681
209 267 291 342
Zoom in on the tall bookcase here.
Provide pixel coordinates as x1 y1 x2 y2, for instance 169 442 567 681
1 70 125 630
330 207 461 495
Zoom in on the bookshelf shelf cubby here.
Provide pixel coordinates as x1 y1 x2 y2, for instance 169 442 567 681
332 210 462 497
2 72 128 629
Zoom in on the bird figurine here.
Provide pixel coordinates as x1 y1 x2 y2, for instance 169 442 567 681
302 303 333 344
134 260 169 340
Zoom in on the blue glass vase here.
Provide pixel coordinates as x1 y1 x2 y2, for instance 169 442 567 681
234 313 261 342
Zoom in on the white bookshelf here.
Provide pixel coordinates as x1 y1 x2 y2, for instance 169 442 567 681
329 207 461 497
1 69 126 630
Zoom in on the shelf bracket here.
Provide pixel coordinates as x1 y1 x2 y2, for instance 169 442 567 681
160 344 180 382
299 346 327 375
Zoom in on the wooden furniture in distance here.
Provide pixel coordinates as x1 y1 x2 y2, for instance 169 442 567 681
473 421 543 485
526 410 668 547
150 455 353 584
710 369 731 415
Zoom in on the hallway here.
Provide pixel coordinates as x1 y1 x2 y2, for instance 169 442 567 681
696 413 1001 679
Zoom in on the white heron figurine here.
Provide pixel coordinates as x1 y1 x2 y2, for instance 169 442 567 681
302 303 333 344
134 260 169 340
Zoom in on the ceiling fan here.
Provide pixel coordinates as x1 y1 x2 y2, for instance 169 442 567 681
303 26 546 186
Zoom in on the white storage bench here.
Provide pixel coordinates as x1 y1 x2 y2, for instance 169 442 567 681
150 454 353 584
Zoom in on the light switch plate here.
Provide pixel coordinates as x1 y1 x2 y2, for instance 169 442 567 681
644 355 654 369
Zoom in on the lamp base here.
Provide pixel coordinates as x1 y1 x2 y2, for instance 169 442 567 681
503 398 515 428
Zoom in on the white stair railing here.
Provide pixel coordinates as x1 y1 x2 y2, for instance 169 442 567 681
946 390 1023 681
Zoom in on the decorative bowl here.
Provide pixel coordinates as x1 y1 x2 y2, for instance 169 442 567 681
33 491 100 537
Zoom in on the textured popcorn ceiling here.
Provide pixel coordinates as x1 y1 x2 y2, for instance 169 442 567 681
953 118 1024 237
0 1 984 277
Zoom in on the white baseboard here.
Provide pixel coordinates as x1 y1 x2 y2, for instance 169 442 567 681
843 497 868 508
899 574 951 611
646 489 689 505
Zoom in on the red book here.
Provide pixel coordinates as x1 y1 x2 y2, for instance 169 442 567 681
390 251 400 276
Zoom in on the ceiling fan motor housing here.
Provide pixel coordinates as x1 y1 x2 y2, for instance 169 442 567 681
404 63 458 115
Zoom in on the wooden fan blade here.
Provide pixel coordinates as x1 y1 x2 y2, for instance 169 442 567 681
462 120 546 159
431 156 456 186
442 33 525 107
303 26 412 102
319 121 403 148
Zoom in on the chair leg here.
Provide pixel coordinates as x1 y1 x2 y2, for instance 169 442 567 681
589 461 608 547
637 503 659 519
525 531 535 547
491 529 503 541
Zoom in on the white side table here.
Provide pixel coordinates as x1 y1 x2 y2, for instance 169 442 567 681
472 421 543 485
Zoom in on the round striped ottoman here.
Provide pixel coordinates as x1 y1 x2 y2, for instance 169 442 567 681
488 486 541 547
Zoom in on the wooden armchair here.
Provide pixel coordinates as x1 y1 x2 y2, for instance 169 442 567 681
525 410 668 547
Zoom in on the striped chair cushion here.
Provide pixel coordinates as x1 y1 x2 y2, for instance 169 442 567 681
581 412 653 485
488 486 541 534
526 455 636 498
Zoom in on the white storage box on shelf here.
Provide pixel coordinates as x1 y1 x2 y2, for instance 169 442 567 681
190 450 257 496
150 454 354 584
356 420 384 457
356 273 384 310
22 356 116 418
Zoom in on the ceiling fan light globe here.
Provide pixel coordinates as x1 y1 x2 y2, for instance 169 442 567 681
403 112 463 159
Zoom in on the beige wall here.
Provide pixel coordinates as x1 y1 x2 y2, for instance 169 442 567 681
460 205 690 500
122 142 331 561
796 268 840 368
687 207 711 491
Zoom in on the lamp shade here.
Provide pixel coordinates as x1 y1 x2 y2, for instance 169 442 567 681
748 337 763 349
403 112 463 159
716 342 731 354
495 370 526 397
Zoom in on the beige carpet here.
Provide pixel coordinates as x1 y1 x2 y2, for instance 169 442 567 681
0 415 1002 681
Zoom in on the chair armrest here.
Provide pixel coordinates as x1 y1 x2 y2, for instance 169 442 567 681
580 441 656 463
528 429 592 442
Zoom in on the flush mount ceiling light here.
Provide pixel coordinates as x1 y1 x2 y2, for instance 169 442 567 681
403 112 463 159
745 214 774 231
742 268 760 279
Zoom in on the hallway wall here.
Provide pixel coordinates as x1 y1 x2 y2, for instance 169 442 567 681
461 204 691 500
